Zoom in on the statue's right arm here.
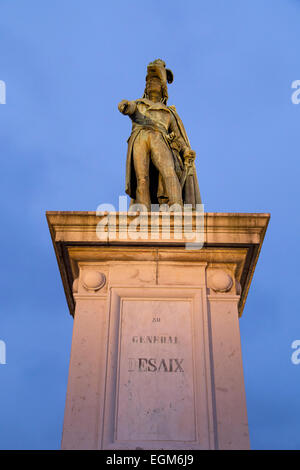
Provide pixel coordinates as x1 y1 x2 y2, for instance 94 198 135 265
118 100 137 116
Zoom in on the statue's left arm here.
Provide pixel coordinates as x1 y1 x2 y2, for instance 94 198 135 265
169 112 196 164
168 107 202 205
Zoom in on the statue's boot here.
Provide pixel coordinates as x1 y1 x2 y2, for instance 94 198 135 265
163 176 183 210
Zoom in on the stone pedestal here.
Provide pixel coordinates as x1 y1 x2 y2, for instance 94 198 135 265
47 211 269 450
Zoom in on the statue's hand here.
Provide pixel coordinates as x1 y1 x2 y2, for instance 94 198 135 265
183 149 196 166
118 100 129 114
118 100 136 115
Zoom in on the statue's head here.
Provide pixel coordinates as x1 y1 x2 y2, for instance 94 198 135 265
143 59 174 104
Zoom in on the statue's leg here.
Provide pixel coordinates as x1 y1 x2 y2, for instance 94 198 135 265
150 132 183 207
132 131 151 210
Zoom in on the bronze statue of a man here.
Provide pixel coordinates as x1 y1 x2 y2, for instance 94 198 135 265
118 59 201 210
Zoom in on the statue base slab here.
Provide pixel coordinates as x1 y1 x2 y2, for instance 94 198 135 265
47 211 269 450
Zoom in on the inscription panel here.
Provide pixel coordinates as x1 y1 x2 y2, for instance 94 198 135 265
116 299 195 442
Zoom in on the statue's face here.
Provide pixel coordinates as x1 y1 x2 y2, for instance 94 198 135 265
144 60 172 104
146 76 163 102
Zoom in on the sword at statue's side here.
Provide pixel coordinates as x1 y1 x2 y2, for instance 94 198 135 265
180 150 196 188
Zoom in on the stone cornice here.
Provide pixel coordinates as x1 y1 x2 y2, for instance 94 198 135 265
46 211 270 317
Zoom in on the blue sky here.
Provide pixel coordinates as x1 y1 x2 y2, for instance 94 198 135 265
0 0 299 449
